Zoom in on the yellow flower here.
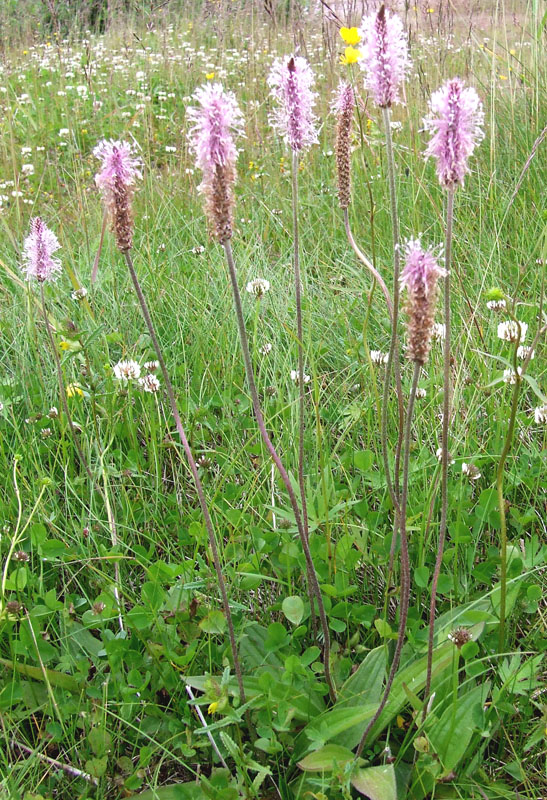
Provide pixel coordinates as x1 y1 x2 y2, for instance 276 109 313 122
426 7 435 12
509 48 516 56
66 383 83 398
499 74 508 80
207 701 219 715
59 341 70 351
340 46 361 65
205 72 215 80
340 27 360 46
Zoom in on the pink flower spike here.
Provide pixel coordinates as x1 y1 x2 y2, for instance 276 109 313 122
22 217 62 283
187 82 244 172
424 78 484 188
359 4 410 108
400 238 446 364
268 55 318 152
94 139 142 251
94 139 142 194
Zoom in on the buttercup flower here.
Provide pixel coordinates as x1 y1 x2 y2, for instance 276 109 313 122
340 26 361 46
268 55 318 152
424 78 484 188
340 47 361 65
21 217 62 283
359 5 410 108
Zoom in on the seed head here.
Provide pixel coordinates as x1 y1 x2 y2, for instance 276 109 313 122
94 139 142 251
268 55 318 152
358 5 410 108
334 82 355 209
424 78 484 188
400 239 446 364
22 217 62 283
187 83 244 242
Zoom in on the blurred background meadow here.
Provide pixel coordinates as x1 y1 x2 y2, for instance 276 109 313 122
0 1 545 799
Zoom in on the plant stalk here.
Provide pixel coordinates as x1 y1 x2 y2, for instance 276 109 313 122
223 239 336 703
123 250 246 708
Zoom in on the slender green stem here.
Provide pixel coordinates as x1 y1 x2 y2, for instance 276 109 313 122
424 187 454 716
123 250 246 709
380 105 404 518
343 207 393 321
223 239 336 703
291 151 309 543
40 284 95 486
356 361 421 758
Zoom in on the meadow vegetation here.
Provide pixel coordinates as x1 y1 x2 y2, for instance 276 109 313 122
0 1 545 798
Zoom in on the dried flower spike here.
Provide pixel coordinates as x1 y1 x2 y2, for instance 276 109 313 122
22 217 62 283
188 83 243 243
424 78 484 188
359 4 410 108
94 140 141 252
334 83 355 209
400 239 446 364
268 55 318 152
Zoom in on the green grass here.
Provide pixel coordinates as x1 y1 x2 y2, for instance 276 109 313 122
0 3 545 799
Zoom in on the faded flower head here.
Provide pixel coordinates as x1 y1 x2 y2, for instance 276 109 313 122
113 359 141 381
187 83 244 242
533 404 547 424
503 366 522 384
246 278 270 298
22 217 62 283
400 239 446 364
138 374 160 393
487 298 506 311
268 55 318 152
334 82 355 209
431 322 446 341
448 627 473 648
462 462 481 481
424 78 484 188
290 369 311 385
370 350 389 365
94 139 142 251
497 320 527 343
358 5 410 108
436 447 455 465
517 345 534 361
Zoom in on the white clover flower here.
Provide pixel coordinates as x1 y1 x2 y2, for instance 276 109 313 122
416 387 427 399
487 298 506 311
59 128 70 136
290 370 311 385
503 367 522 384
370 350 389 365
143 360 160 372
21 163 34 175
191 245 205 254
138 374 160 393
48 406 58 418
260 342 272 355
71 287 88 300
497 320 527 343
436 447 455 465
165 145 177 153
246 278 270 298
516 345 534 360
431 323 446 341
114 359 141 381
533 404 547 424
462 462 481 480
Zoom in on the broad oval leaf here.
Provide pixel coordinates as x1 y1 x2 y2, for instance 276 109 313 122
282 595 305 626
297 744 357 771
351 764 396 800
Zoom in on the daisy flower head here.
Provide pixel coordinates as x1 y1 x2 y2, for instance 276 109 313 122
424 78 484 188
268 55 318 152
358 5 410 108
22 217 62 283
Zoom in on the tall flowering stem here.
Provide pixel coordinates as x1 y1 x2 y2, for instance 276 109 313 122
269 55 318 551
423 78 483 710
188 84 336 702
94 137 246 709
357 240 443 756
